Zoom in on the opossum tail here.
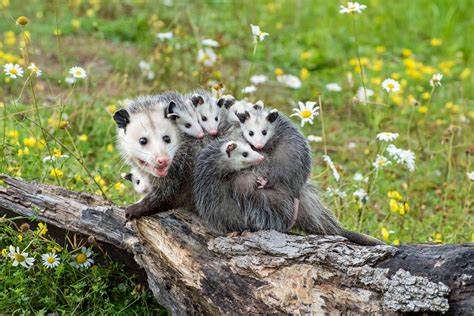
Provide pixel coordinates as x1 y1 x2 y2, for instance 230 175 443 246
297 183 385 246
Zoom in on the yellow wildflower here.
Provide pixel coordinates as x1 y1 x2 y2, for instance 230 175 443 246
387 191 403 200
418 106 428 113
106 105 117 114
1 248 7 257
7 130 19 140
430 38 442 46
300 67 310 80
381 227 389 241
274 68 284 76
17 149 23 156
71 19 81 29
114 182 125 191
23 147 29 155
422 91 431 100
75 175 82 182
17 234 23 241
106 144 113 152
79 134 88 142
403 58 417 69
23 137 37 147
434 233 443 243
52 148 61 158
460 68 471 79
94 175 106 187
389 199 399 212
16 16 29 26
371 59 383 72
375 45 386 54
300 51 311 60
390 73 401 80
370 77 381 85
37 222 48 237
392 239 400 246
37 139 46 149
0 102 4 109
50 168 64 179
401 48 412 57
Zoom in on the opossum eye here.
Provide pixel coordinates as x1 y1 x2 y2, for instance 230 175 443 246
139 137 148 145
185 123 191 128
202 116 207 121
163 135 171 143
242 152 248 157
214 116 218 122
249 131 254 137
262 130 267 136
136 180 140 185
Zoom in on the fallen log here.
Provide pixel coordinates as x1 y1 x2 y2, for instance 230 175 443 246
0 174 472 315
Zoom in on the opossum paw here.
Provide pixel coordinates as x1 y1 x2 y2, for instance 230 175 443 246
226 231 240 237
256 176 268 189
125 204 143 220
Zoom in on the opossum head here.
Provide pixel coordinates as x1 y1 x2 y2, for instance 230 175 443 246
114 107 180 178
236 104 279 150
165 100 204 139
222 140 265 171
190 92 235 136
225 99 253 124
122 168 152 195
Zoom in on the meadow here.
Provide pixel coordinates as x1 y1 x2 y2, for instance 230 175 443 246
0 0 473 313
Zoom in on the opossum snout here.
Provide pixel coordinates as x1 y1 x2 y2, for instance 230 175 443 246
255 144 264 149
197 132 205 139
257 155 265 162
209 129 218 136
155 157 170 168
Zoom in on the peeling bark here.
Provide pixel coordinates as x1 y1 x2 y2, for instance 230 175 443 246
0 175 472 315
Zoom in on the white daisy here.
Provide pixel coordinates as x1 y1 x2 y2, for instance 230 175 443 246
42 154 69 162
376 132 399 142
291 101 320 127
307 135 323 143
277 74 302 89
356 87 374 102
156 31 173 41
386 144 416 172
327 188 347 199
250 24 269 43
27 63 42 77
138 60 151 71
347 142 357 149
353 172 368 183
201 39 220 47
467 172 474 181
250 74 268 85
322 155 340 182
9 245 34 268
353 189 368 205
41 252 61 269
372 155 392 169
339 2 367 14
430 73 443 87
382 78 400 93
69 66 87 79
70 247 94 269
326 83 342 92
4 63 24 79
197 48 217 67
65 77 76 85
241 85 257 94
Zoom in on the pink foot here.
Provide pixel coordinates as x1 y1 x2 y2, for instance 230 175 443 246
256 176 268 189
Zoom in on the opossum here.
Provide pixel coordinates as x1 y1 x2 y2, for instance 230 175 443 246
121 167 152 195
113 95 197 219
186 89 236 136
160 91 205 139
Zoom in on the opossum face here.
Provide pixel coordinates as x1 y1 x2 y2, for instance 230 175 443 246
222 141 265 171
165 101 204 139
114 109 180 178
237 107 279 150
191 94 223 136
225 100 252 124
122 168 151 195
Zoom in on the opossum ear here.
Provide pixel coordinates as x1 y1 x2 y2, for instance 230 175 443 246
237 111 250 124
165 101 180 120
253 100 264 111
113 109 130 129
225 141 238 158
267 109 279 123
217 95 236 109
191 95 205 107
121 173 133 182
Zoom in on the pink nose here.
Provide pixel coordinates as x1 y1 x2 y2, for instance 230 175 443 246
197 132 205 139
156 157 169 167
257 156 265 161
209 129 218 136
255 144 264 149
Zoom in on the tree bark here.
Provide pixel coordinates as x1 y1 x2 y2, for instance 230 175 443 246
0 174 472 315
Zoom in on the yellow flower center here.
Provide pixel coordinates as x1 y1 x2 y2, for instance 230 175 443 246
9 68 17 75
387 83 395 89
75 70 82 76
76 253 87 264
47 257 56 263
300 110 312 118
15 253 25 262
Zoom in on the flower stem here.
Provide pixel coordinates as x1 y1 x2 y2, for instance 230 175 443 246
318 95 328 156
351 15 368 105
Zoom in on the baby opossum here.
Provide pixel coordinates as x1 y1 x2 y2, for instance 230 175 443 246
113 94 197 219
121 167 152 195
186 89 236 136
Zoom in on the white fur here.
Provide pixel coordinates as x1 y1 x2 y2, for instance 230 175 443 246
222 140 265 171
165 100 204 138
239 108 277 149
225 100 253 124
123 167 152 195
194 93 222 135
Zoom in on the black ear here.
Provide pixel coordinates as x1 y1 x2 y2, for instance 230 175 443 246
165 101 180 120
113 109 130 129
226 142 237 158
236 111 250 124
191 95 205 106
267 109 279 123
121 173 133 182
217 95 236 109
253 100 264 111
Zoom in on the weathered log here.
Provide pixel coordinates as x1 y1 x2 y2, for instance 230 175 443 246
0 174 472 315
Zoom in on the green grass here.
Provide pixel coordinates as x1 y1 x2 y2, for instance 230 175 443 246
0 0 473 312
